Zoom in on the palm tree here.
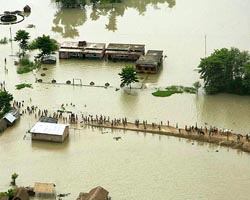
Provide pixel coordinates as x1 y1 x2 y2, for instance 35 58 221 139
11 173 18 186
119 65 139 90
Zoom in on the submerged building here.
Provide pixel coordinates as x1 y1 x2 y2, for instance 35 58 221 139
30 122 69 142
59 41 106 59
105 43 145 61
135 50 163 73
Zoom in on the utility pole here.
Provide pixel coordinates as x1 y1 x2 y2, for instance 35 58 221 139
205 34 207 58
9 25 14 56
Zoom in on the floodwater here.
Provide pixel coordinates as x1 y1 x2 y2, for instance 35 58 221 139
0 0 250 199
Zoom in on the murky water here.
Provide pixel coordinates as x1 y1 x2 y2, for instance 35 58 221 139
1 0 250 199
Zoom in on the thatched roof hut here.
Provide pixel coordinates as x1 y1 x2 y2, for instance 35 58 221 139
13 187 29 200
77 186 109 200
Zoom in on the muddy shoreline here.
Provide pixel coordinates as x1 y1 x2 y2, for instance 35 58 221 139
83 121 250 154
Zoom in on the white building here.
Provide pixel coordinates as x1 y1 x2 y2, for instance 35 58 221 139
30 122 69 143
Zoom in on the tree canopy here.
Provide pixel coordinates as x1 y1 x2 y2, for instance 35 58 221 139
29 35 58 58
198 47 250 95
14 30 30 56
0 90 13 118
55 0 122 7
119 65 139 90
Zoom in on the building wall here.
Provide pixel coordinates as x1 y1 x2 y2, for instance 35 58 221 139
31 126 69 143
32 133 63 142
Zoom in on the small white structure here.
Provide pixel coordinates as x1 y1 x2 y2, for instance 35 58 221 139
30 122 69 142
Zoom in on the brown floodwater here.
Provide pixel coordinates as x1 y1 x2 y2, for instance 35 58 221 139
0 0 250 199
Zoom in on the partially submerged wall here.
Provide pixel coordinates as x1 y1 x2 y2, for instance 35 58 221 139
0 119 7 132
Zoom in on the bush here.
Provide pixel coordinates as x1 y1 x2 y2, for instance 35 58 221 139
0 37 8 44
15 83 32 90
17 57 36 74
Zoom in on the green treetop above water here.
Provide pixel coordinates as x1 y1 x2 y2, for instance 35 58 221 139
198 47 250 95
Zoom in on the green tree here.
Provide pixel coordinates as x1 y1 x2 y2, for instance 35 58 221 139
14 30 30 56
119 65 139 90
198 47 250 95
0 90 13 118
29 35 58 58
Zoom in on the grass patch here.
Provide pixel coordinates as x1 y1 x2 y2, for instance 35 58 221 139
17 57 36 74
15 83 32 90
152 85 197 97
0 37 8 44
152 90 183 97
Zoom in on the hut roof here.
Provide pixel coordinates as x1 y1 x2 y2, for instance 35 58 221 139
34 182 55 195
13 187 29 200
87 186 109 200
77 186 109 200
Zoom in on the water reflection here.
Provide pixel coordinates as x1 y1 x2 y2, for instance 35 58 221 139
52 0 175 36
52 8 87 38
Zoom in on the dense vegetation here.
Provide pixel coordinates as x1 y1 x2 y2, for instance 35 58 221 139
29 35 58 58
0 90 13 118
16 57 37 74
198 48 250 95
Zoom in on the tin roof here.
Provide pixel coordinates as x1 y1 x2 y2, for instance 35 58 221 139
4 113 16 123
30 122 68 135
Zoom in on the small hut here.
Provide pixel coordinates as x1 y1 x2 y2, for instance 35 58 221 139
76 186 109 200
34 182 56 198
23 5 31 13
3 109 20 126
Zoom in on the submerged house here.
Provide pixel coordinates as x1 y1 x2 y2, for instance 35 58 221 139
30 122 69 142
59 41 106 59
34 182 56 198
76 186 109 200
135 50 163 73
105 43 145 61
3 109 20 126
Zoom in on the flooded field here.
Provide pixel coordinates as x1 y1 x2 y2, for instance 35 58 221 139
1 0 250 199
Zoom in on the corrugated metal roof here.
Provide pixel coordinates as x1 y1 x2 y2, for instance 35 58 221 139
4 113 16 123
30 122 68 135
